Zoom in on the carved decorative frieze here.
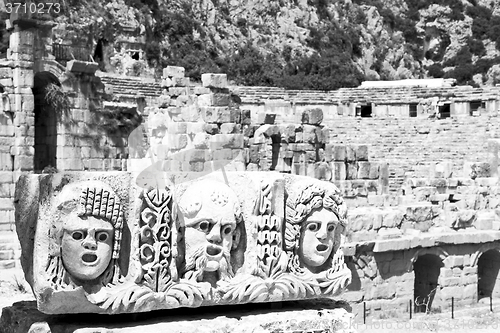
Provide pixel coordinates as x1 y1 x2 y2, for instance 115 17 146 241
15 172 352 314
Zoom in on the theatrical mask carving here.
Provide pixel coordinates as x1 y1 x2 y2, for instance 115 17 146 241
285 181 346 275
46 182 124 288
299 208 338 270
61 215 114 281
177 180 243 285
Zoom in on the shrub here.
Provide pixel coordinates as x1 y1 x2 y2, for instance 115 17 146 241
428 63 444 78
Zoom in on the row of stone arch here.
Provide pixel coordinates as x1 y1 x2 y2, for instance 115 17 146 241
414 244 500 313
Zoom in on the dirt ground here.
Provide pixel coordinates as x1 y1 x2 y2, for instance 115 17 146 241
2 268 500 333
0 267 35 312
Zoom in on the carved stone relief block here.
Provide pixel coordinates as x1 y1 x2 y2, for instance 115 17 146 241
15 172 351 314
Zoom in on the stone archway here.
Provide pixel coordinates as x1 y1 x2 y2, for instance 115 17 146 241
413 254 443 313
477 249 500 301
33 71 60 172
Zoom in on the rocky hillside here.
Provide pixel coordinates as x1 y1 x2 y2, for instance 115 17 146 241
15 0 500 89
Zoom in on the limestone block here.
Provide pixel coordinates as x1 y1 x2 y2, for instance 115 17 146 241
345 146 356 162
348 208 377 231
0 300 353 333
197 93 230 107
241 109 251 125
14 172 351 314
220 122 238 134
319 128 329 144
332 145 346 161
381 209 404 228
163 66 185 78
192 133 211 149
66 60 98 75
346 162 357 180
355 145 368 161
179 106 201 122
0 67 13 79
166 134 188 149
194 86 210 95
331 162 346 181
158 95 171 108
201 73 227 88
368 163 379 179
324 144 334 162
357 162 370 179
201 106 239 123
167 87 187 97
301 108 323 125
211 134 244 149
203 123 219 134
474 211 495 230
167 122 187 134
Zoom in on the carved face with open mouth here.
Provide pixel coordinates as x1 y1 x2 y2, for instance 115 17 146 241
185 211 237 273
299 207 338 269
179 180 242 280
61 215 114 281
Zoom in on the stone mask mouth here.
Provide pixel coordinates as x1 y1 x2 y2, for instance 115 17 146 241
206 244 222 258
82 253 98 263
316 244 329 252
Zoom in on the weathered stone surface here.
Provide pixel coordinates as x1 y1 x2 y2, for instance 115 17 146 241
163 66 185 78
66 60 98 74
0 300 353 333
201 73 227 88
15 172 351 314
301 108 323 125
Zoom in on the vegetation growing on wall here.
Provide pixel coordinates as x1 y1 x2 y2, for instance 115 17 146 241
44 83 72 122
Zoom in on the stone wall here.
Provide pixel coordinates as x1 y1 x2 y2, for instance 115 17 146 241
127 67 386 203
0 16 144 232
328 116 500 190
344 242 497 317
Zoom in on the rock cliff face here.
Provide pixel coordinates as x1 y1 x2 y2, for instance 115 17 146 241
39 0 500 88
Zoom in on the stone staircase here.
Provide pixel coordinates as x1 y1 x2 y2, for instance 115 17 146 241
97 73 162 106
0 232 20 269
231 85 500 105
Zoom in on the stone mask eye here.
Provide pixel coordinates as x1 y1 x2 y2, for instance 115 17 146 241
307 222 320 232
96 231 109 242
72 231 85 240
327 224 336 232
198 221 210 233
223 226 232 235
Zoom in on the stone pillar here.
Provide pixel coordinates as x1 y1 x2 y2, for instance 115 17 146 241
0 14 36 231
8 15 35 173
488 139 500 178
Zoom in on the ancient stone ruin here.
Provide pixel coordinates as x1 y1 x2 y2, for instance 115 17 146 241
15 172 351 314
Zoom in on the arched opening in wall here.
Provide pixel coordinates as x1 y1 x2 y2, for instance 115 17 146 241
477 249 500 301
131 52 140 60
33 72 60 172
438 104 450 118
413 254 443 313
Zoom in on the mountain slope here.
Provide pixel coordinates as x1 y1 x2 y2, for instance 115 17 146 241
44 0 500 89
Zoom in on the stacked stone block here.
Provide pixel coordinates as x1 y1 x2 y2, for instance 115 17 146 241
145 67 245 174
344 243 493 317
246 108 329 178
0 17 37 232
56 71 129 172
